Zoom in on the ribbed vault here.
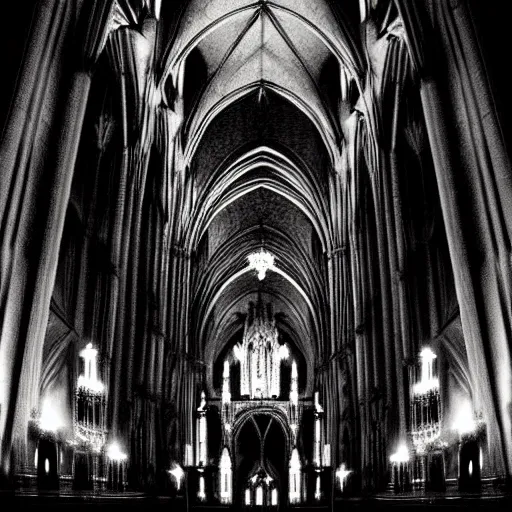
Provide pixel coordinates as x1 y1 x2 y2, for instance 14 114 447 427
163 0 363 81
5 0 512 494
167 0 359 399
193 193 326 398
188 145 331 250
161 0 365 168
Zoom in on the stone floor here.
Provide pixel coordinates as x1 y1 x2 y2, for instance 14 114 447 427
1 491 512 511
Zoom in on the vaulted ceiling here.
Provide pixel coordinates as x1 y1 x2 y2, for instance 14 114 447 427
163 0 364 395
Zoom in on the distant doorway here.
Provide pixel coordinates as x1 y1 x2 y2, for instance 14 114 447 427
235 413 288 510
459 440 481 492
37 438 59 490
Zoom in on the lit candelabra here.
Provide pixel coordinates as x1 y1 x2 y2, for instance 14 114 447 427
409 348 442 454
390 443 411 493
107 441 127 491
74 343 107 454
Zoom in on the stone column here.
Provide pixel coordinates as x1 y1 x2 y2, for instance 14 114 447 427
0 0 115 478
396 0 512 476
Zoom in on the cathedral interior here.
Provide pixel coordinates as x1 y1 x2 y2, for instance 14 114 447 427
1 0 512 510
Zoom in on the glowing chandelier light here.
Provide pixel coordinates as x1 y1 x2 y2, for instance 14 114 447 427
412 347 439 395
77 343 104 393
247 248 275 280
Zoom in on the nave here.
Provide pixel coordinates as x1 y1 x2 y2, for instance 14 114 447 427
1 0 512 509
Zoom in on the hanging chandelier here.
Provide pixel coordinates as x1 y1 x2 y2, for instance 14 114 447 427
248 248 275 280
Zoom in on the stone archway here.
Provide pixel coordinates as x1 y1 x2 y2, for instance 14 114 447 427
234 411 290 509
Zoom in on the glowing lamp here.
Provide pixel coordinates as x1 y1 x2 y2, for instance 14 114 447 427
107 441 127 461
390 444 410 463
198 475 206 501
314 392 324 413
168 463 184 490
291 360 298 379
77 343 104 393
314 474 321 500
453 400 476 436
413 347 439 395
255 486 263 505
271 488 278 505
279 344 290 360
420 346 436 362
336 464 351 491
39 396 64 432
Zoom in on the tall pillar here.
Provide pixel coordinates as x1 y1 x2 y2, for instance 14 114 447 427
396 0 512 476
0 0 115 478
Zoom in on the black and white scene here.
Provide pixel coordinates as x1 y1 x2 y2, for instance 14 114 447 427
1 1 512 510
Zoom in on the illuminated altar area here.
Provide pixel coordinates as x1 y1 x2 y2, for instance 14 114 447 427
184 297 333 508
